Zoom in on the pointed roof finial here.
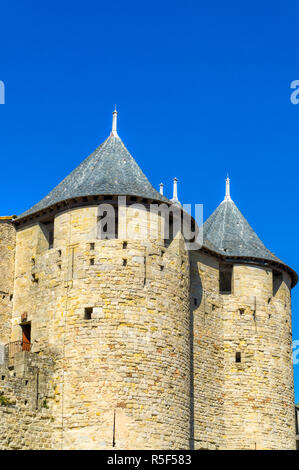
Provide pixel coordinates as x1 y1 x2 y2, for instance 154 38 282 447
225 174 232 201
111 106 118 137
171 177 181 205
159 182 164 195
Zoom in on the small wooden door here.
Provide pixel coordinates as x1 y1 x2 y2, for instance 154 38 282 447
21 324 31 351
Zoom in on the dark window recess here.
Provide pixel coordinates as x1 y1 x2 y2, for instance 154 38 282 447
239 308 245 315
90 243 95 250
31 273 38 283
84 308 93 320
1 375 5 380
235 352 241 363
123 259 127 266
165 218 174 248
122 241 127 249
219 264 233 294
273 269 283 296
58 250 62 257
160 265 164 271
90 258 95 266
194 298 198 306
40 219 55 249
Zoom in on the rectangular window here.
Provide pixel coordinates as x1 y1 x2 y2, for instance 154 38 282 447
84 307 93 320
40 219 55 249
236 352 241 363
273 269 283 296
219 264 233 294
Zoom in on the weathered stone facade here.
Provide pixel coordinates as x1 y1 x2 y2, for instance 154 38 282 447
0 218 15 349
0 201 295 450
0 114 296 449
0 352 54 450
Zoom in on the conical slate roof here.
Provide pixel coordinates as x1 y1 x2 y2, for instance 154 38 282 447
203 178 297 286
18 130 168 220
203 197 282 263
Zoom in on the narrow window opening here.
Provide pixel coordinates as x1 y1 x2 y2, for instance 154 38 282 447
25 380 28 385
235 352 241 363
165 217 174 248
84 307 93 320
90 243 95 250
58 264 62 270
123 259 127 266
239 308 245 315
1 375 5 380
58 249 62 257
31 273 38 283
90 258 95 266
122 241 127 249
219 264 233 294
40 219 55 249
273 269 283 296
160 265 164 271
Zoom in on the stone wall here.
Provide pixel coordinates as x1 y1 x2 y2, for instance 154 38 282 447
11 204 191 450
0 351 54 450
0 218 15 348
190 255 295 450
221 264 295 450
3 202 296 450
189 250 224 450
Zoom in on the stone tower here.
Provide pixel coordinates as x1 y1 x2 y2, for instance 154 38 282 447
0 113 297 450
5 110 191 450
190 177 297 450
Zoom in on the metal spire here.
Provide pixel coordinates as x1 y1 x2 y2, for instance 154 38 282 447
159 182 164 195
111 106 118 137
224 174 232 201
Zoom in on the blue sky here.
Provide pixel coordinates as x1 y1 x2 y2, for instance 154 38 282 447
1 1 299 401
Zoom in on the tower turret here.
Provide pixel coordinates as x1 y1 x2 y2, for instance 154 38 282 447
11 110 191 450
199 178 297 449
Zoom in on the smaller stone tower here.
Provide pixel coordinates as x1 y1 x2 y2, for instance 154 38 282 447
200 177 297 450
